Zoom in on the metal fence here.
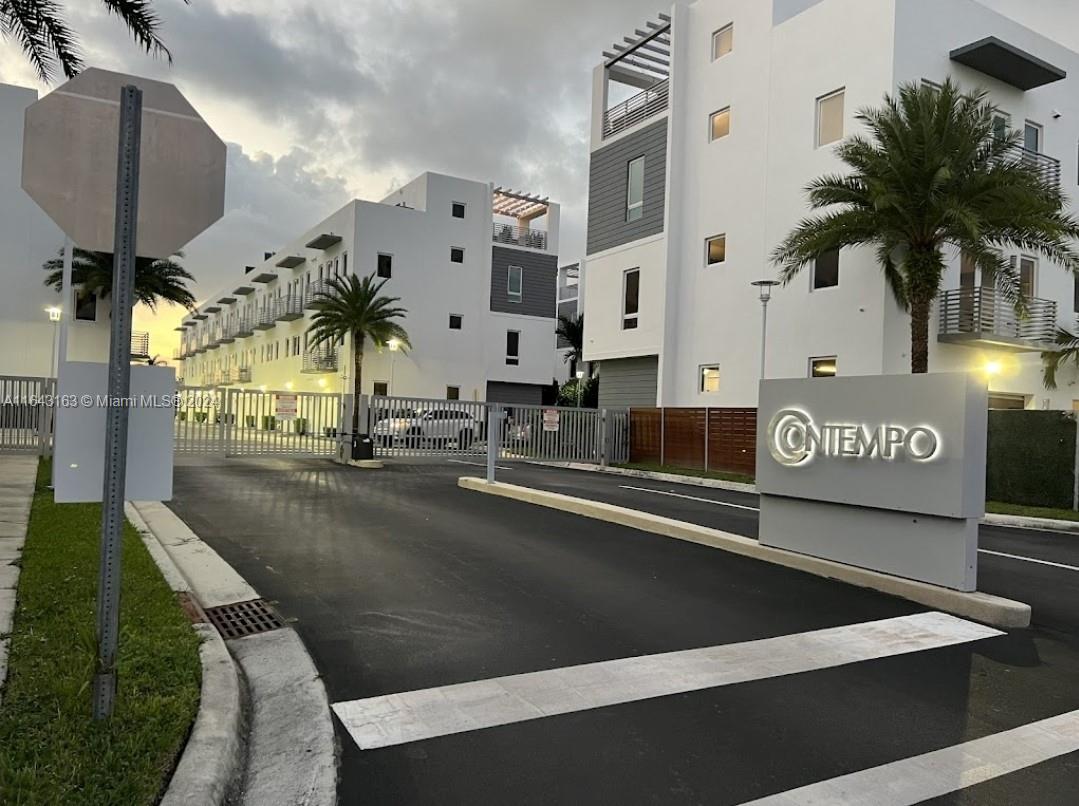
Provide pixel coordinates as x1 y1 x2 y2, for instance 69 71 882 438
0 375 54 455
174 386 342 457
368 395 629 464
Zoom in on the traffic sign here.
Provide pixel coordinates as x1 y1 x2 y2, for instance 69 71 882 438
22 67 226 258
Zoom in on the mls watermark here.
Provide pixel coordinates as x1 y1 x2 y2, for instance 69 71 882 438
0 393 198 409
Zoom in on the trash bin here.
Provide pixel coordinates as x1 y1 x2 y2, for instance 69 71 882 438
351 434 374 461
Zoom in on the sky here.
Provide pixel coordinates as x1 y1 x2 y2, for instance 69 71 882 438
0 0 1076 355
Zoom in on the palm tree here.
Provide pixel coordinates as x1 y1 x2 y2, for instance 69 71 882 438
556 313 587 377
1041 329 1079 390
1 0 184 82
43 247 196 312
773 79 1079 374
307 274 411 437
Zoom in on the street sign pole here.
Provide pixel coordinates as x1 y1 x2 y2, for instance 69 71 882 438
92 85 143 720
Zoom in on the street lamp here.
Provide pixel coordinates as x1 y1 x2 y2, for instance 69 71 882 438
751 280 780 380
45 306 62 378
388 338 401 396
575 369 585 408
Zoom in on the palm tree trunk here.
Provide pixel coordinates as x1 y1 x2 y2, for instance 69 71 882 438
906 249 944 375
910 296 931 374
352 333 364 435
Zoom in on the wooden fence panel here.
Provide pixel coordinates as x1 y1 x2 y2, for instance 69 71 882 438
662 408 706 469
629 407 757 477
707 408 757 476
629 408 662 464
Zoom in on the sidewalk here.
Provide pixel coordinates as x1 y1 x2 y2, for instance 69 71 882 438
0 456 37 698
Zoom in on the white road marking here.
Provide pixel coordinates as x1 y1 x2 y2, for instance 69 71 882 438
448 460 513 471
978 548 1079 573
333 612 1000 750
619 485 760 512
739 708 1079 805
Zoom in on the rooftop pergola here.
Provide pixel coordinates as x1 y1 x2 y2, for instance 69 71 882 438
493 187 549 224
603 12 671 89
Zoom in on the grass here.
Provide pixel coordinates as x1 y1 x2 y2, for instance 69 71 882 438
0 460 201 806
987 501 1079 523
613 462 755 486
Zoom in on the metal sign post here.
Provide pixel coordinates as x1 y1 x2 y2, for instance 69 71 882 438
487 405 503 483
92 85 143 720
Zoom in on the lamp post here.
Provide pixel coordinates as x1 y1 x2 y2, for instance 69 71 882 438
751 280 780 380
388 338 401 396
575 370 585 408
46 306 62 378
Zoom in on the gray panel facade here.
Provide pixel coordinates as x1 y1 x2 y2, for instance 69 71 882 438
486 381 544 406
586 119 667 255
597 356 659 409
490 246 558 317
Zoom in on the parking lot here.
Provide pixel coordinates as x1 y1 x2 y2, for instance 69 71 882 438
169 457 1079 805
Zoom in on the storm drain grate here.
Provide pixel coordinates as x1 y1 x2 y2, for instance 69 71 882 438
205 599 285 640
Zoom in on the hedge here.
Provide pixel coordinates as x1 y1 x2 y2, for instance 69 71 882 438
986 410 1076 509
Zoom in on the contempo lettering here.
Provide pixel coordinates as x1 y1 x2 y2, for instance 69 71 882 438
767 409 940 467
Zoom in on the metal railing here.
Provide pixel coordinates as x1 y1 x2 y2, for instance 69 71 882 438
603 79 669 139
131 331 150 358
939 287 1057 343
237 366 252 383
492 223 548 250
1006 143 1061 191
305 282 333 309
302 348 338 374
253 307 277 331
236 313 255 338
0 375 55 455
275 295 305 321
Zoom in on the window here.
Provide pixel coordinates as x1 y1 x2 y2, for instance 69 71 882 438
710 107 731 141
74 288 97 322
377 253 392 278
626 156 645 222
452 202 466 219
373 382 388 397
449 314 463 330
1024 121 1042 153
450 247 465 264
343 253 348 274
712 23 733 60
813 250 840 289
446 386 461 401
507 265 523 303
992 112 1011 142
816 89 845 147
623 269 640 330
1019 256 1037 297
810 357 838 378
506 330 521 366
699 365 720 393
706 234 727 265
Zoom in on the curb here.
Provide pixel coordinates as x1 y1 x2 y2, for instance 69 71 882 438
983 512 1079 535
127 504 244 806
0 457 38 706
459 477 1031 630
533 461 758 494
131 502 338 806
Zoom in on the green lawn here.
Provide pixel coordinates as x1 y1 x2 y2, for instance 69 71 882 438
0 460 201 805
613 462 756 486
987 501 1079 523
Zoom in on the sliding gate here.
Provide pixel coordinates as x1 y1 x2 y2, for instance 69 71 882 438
368 395 629 464
175 387 342 457
0 375 55 455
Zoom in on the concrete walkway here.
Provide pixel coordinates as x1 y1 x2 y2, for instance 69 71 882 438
0 456 38 700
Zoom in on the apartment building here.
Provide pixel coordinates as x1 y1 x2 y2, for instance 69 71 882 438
0 83 115 377
177 172 564 403
584 0 1079 410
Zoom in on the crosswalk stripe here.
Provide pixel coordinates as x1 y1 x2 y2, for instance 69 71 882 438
739 708 1079 805
333 612 1000 750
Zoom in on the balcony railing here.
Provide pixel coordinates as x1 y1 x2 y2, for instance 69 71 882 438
253 308 277 331
237 367 252 383
275 295 305 321
603 78 669 139
1006 143 1061 191
939 287 1057 347
131 331 150 359
492 223 548 251
236 314 255 339
304 282 333 309
301 347 338 374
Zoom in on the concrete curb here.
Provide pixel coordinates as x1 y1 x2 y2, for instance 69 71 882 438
0 457 38 706
533 461 759 494
983 512 1079 535
132 501 338 806
459 477 1031 630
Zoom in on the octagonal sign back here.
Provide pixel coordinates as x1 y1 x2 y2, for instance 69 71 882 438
22 68 226 259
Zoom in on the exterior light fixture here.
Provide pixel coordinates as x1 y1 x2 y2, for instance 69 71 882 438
751 279 781 379
45 306 62 322
984 360 1003 378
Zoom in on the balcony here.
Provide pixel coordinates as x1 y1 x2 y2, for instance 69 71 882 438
236 314 255 339
219 322 237 344
131 331 150 360
253 309 277 331
603 78 669 140
275 295 306 322
304 282 333 309
237 367 252 383
938 287 1057 351
492 223 548 251
302 347 338 374
1008 144 1061 192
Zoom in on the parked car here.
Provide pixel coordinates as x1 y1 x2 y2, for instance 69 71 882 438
372 407 480 448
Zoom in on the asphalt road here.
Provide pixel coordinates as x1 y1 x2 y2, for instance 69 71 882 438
169 457 1079 805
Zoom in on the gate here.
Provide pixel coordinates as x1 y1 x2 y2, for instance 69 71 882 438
174 386 342 458
0 375 55 455
368 395 629 464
